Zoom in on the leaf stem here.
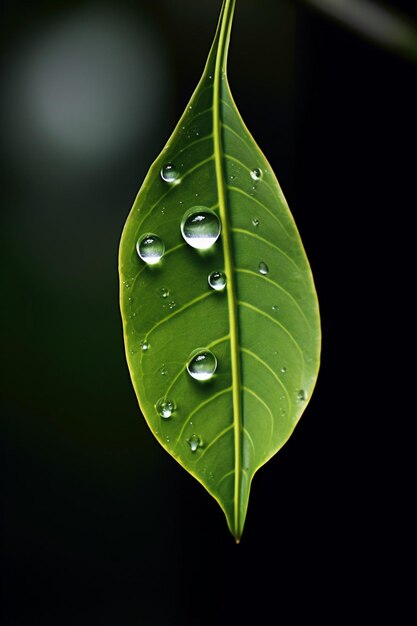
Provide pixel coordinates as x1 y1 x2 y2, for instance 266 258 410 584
213 0 242 541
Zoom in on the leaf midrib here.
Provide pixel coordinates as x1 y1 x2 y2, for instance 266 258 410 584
212 0 242 540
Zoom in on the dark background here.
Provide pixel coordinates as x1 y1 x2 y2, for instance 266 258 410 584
1 0 415 624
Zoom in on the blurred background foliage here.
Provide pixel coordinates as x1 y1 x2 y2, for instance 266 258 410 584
1 1 415 624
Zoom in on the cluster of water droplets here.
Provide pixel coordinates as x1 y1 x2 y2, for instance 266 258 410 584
132 159 287 454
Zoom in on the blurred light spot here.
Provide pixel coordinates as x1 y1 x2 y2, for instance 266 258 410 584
303 0 417 62
1 6 171 166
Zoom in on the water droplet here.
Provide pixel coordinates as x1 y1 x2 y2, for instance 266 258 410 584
208 271 227 291
230 175 236 181
124 282 130 289
159 365 168 376
250 168 262 181
252 218 259 227
168 300 176 310
157 286 170 299
187 434 202 452
160 163 179 183
140 340 149 351
281 367 287 374
136 234 165 265
297 389 307 401
272 305 279 312
258 261 269 275
181 207 221 250
156 398 175 419
187 349 217 381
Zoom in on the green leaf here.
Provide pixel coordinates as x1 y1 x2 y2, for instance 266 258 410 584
119 0 321 541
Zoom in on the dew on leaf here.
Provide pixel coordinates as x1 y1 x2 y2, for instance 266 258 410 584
250 168 262 180
187 434 202 452
156 398 175 419
187 349 217 381
181 207 221 250
157 286 170 299
136 234 165 265
208 270 227 291
258 261 269 275
160 163 179 183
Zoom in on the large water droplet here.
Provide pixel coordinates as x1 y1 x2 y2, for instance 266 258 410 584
157 286 170 299
181 207 221 250
160 163 179 183
187 349 217 381
258 261 269 275
250 168 262 181
136 234 165 265
156 398 175 419
140 340 149 351
208 270 227 291
187 434 202 452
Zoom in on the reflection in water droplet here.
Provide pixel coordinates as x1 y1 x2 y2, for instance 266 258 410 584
140 340 149 351
250 168 262 180
157 286 170 299
136 234 165 265
252 218 259 227
156 398 175 418
297 389 307 401
181 207 221 250
187 434 202 452
160 163 179 183
187 349 217 381
208 270 227 291
258 261 269 275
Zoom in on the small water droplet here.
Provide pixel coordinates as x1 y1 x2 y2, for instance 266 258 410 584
157 286 170 299
160 163 179 183
281 367 287 374
208 270 227 291
140 340 149 351
156 398 175 418
159 365 168 376
187 434 202 452
136 234 165 265
168 300 176 310
252 218 259 227
230 174 236 181
258 261 269 275
272 305 279 312
124 282 130 289
181 207 221 250
297 389 307 401
250 168 262 181
187 349 217 381
280 407 286 417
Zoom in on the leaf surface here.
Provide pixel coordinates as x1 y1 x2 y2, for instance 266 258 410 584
119 0 321 540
